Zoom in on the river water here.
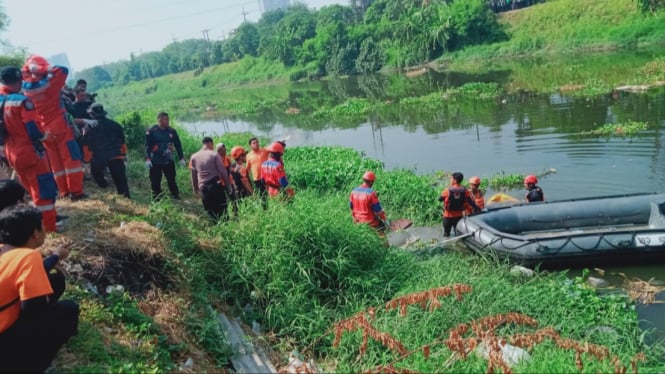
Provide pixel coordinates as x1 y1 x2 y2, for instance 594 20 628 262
181 56 665 340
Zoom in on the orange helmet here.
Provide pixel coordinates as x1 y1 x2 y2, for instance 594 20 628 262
231 145 246 159
469 176 481 185
23 55 49 74
362 171 376 182
268 142 284 154
524 175 538 185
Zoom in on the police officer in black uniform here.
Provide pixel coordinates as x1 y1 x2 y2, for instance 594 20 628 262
145 112 185 200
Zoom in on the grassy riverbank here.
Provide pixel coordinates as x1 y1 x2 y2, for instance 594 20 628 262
44 111 665 372
446 0 665 63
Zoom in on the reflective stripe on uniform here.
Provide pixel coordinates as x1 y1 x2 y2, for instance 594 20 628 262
64 167 83 174
53 170 66 177
35 204 55 212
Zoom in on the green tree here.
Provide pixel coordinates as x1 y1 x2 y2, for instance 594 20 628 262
74 66 113 91
355 37 385 74
225 22 260 58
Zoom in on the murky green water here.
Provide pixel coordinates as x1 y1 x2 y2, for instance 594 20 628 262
183 48 665 340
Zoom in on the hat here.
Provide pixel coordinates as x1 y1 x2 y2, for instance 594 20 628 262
87 103 107 117
0 66 22 85
216 142 226 151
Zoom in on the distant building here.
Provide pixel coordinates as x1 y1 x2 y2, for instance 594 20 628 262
258 0 290 13
48 53 71 70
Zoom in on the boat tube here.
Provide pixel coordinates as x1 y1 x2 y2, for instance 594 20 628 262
455 193 665 268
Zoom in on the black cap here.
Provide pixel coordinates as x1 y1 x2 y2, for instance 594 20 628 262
0 66 22 85
87 103 107 117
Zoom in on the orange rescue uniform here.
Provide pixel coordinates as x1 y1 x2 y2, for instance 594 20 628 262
260 157 288 197
0 87 57 231
466 189 485 215
0 249 53 333
22 65 84 197
349 183 386 228
440 184 475 218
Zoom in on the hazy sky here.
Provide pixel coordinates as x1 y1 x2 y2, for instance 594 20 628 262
3 0 345 72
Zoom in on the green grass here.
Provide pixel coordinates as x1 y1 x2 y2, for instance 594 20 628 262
51 122 664 371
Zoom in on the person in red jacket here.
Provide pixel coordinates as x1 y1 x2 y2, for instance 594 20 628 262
349 171 388 233
0 66 58 232
260 142 293 199
466 176 485 215
21 55 86 200
439 172 480 237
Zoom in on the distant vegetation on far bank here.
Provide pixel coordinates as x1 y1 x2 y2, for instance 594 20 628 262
77 0 665 91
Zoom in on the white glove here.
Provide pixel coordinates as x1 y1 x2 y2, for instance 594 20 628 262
179 159 186 168
145 160 152 169
40 130 50 142
82 119 99 128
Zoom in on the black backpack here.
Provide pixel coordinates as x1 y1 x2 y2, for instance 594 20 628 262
446 186 467 212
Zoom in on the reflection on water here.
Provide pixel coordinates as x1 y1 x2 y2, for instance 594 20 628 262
184 88 665 201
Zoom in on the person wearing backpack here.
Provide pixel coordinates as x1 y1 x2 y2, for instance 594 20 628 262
438 172 480 237
0 66 58 232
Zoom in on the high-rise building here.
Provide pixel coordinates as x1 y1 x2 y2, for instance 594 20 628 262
258 0 290 13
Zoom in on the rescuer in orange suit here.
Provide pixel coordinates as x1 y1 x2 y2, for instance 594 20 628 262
349 171 388 233
439 172 480 237
230 145 253 198
0 66 58 232
466 176 485 215
21 55 86 200
260 142 294 200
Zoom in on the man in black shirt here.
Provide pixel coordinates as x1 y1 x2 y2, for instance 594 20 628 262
145 112 185 200
82 103 130 198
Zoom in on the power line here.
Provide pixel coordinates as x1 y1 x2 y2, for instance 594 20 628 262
20 3 260 47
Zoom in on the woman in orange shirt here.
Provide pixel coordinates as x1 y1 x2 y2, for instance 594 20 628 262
0 205 79 372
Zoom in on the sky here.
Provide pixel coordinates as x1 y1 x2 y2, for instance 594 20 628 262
2 0 345 72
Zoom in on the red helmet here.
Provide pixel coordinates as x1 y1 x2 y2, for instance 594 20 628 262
230 145 246 159
524 175 538 184
362 171 376 182
23 55 49 74
469 176 481 185
268 142 284 154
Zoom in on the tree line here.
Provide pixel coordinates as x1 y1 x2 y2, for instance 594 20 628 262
61 0 659 90
76 0 508 90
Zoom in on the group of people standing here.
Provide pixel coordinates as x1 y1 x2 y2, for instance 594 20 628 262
0 55 132 233
187 135 290 220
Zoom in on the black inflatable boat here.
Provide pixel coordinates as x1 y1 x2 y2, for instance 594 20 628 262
455 193 665 267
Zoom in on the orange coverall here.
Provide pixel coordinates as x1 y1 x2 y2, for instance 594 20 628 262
0 86 57 231
22 64 84 197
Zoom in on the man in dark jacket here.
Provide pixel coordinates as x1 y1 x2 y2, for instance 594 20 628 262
145 112 185 200
82 103 130 198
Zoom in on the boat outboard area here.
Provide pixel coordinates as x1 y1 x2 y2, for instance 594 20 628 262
455 193 665 268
